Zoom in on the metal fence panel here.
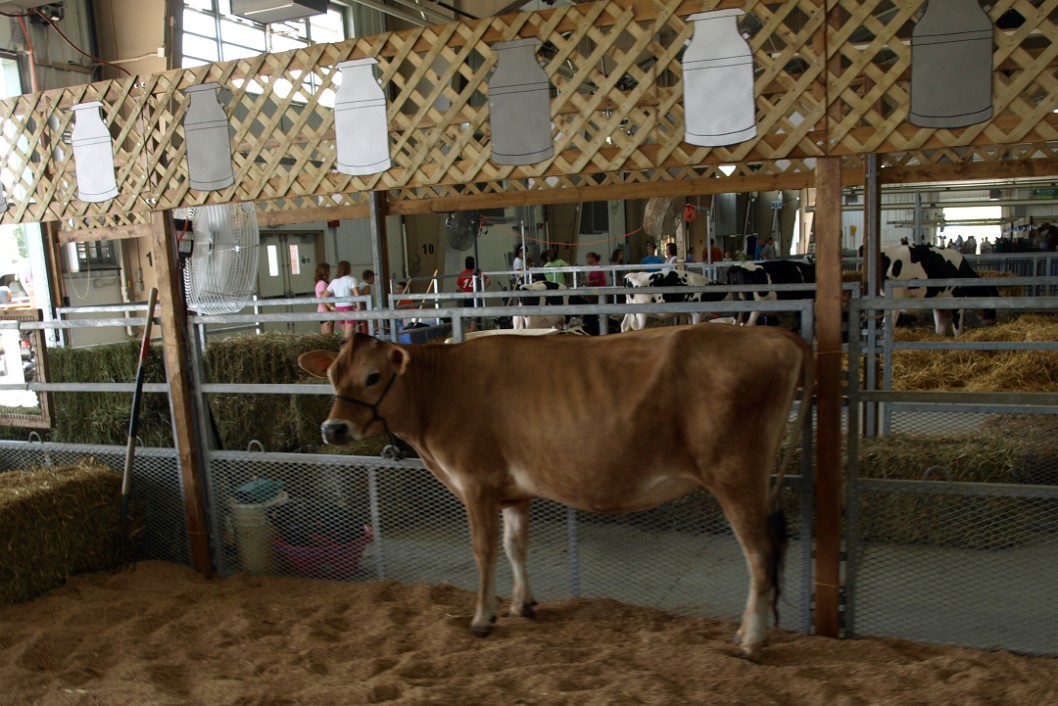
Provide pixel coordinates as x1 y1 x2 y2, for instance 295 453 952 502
847 296 1058 656
0 441 190 566
203 450 812 631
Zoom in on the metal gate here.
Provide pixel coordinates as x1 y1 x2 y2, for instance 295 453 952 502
846 291 1058 656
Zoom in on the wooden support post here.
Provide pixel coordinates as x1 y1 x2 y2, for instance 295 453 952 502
814 156 843 638
150 210 214 578
369 191 390 310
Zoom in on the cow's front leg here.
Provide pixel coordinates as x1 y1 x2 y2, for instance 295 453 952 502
502 501 537 618
932 308 949 336
465 496 501 636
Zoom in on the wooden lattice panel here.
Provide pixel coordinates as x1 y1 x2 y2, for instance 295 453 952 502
1 0 1057 232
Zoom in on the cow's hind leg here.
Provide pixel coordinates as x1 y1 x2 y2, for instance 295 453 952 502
715 490 784 661
502 500 537 618
465 497 501 636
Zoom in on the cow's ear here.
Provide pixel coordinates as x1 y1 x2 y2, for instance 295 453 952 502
389 345 411 376
298 350 336 378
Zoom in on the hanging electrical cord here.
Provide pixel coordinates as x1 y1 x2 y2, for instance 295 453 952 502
29 7 131 77
13 15 39 92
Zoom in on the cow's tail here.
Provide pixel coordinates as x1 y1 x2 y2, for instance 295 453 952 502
766 337 815 625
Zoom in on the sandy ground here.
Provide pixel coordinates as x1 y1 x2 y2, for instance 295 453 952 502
2 561 1057 706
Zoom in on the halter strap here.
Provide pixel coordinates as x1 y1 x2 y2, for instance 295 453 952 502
330 372 404 461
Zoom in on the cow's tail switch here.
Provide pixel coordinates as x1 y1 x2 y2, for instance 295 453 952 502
767 339 815 625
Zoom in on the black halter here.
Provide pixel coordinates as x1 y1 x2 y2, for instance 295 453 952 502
333 372 405 459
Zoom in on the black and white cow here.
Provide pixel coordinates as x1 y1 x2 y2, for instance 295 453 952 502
727 259 816 327
512 280 569 330
881 244 999 336
620 269 727 332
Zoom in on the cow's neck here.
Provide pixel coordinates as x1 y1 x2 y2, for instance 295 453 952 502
388 343 449 452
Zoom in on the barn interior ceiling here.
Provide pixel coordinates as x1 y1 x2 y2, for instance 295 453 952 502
1 0 1057 239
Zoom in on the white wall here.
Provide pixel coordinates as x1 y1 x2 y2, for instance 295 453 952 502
269 213 407 300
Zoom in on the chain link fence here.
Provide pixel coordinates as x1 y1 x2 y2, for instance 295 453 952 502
0 441 190 566
206 449 812 631
847 295 1058 656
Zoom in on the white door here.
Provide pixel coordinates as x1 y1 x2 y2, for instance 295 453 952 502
257 231 321 333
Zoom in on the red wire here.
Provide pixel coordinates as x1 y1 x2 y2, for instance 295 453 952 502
32 8 132 77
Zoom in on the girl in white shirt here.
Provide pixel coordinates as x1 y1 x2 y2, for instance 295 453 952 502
326 260 360 339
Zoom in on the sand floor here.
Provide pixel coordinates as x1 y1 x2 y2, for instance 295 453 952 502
2 561 1057 706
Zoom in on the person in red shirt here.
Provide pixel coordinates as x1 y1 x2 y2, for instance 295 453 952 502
584 251 608 288
456 256 490 331
702 243 726 263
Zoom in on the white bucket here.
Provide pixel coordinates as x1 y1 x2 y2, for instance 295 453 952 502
231 490 288 574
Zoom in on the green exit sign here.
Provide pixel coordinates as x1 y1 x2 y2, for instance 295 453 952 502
1031 188 1058 199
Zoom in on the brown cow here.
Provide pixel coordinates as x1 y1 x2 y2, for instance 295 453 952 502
299 324 814 660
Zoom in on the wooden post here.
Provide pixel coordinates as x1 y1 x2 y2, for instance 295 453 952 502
369 191 390 310
150 209 213 577
814 156 843 638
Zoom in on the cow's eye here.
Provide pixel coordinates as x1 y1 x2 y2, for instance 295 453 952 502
365 372 381 387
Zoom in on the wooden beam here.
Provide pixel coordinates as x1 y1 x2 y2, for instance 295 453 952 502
256 203 370 227
814 155 844 639
56 223 152 244
149 209 213 578
384 172 816 216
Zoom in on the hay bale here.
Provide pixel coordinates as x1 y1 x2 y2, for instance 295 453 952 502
977 269 1023 298
0 460 133 603
981 414 1058 485
0 341 171 445
203 333 387 454
891 314 1058 392
857 430 1054 549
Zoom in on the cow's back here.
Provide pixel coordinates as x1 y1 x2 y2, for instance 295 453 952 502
408 324 809 509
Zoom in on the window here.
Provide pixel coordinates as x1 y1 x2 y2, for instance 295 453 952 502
580 201 610 234
181 1 351 68
66 241 120 272
941 206 1002 253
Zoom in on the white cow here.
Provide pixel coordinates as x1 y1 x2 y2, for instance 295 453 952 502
881 244 999 336
512 280 568 330
620 270 725 332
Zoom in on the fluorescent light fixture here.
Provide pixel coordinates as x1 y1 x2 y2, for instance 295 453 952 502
230 0 328 24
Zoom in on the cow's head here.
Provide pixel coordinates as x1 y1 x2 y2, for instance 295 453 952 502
299 333 411 445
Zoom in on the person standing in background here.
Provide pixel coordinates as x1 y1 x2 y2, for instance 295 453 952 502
584 251 607 291
325 260 360 339
512 244 527 287
457 256 490 331
760 237 777 260
640 241 664 275
314 262 334 335
543 248 568 286
609 248 626 285
703 243 725 263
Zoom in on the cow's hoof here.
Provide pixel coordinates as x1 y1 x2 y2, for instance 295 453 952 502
738 644 763 662
509 599 538 619
470 614 496 637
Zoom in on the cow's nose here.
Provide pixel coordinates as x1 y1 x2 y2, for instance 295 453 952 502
321 420 350 445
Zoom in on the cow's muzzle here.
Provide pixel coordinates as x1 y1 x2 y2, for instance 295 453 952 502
321 419 352 445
